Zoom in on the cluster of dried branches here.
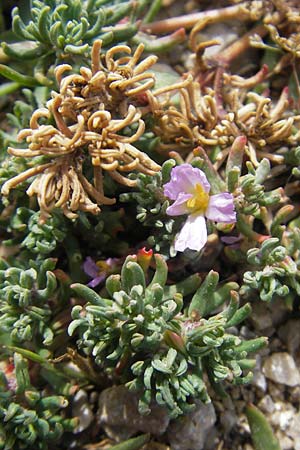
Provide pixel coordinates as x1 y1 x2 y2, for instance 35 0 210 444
149 74 300 166
3 0 300 220
147 0 300 173
2 40 160 219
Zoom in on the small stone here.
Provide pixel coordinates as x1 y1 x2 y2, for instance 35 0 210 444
276 405 295 430
279 435 294 450
89 391 98 405
252 371 267 392
240 326 256 339
258 395 275 414
286 412 300 443
250 303 273 330
263 352 300 387
220 410 238 434
270 402 295 432
241 388 255 404
269 298 289 327
269 337 283 352
97 386 170 442
236 400 247 414
237 414 250 433
289 386 300 402
268 381 285 402
72 389 94 433
244 445 254 450
263 327 276 338
167 401 216 450
252 355 267 392
269 410 281 427
278 319 300 355
231 387 241 400
203 428 218 450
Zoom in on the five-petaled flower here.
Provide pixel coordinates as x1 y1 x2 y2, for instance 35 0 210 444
163 164 236 252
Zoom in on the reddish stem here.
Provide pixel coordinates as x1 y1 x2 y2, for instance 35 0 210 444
141 4 250 34
215 23 268 66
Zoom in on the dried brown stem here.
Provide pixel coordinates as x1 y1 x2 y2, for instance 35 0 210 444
216 24 268 65
141 4 250 34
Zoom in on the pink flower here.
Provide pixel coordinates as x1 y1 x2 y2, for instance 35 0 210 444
163 164 236 252
83 257 118 288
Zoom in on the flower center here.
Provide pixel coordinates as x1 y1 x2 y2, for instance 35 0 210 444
186 183 209 213
96 261 110 272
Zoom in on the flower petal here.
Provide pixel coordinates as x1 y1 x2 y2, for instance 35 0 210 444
206 193 236 223
83 257 100 278
163 164 210 200
87 275 105 288
106 257 119 268
221 235 241 244
174 214 207 252
166 192 192 216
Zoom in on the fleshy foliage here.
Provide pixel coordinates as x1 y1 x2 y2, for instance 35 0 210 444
0 1 300 449
69 253 266 418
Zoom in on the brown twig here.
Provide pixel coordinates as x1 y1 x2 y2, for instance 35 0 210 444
141 4 251 34
215 23 268 65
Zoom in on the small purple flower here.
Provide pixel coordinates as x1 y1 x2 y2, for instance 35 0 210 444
221 234 242 249
163 164 236 252
83 257 118 288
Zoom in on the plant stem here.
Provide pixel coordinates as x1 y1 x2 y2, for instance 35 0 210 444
131 28 186 52
216 23 268 65
143 0 162 24
0 81 20 96
141 4 250 34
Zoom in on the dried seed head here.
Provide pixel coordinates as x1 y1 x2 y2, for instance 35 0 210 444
149 76 219 154
148 66 299 171
2 40 160 219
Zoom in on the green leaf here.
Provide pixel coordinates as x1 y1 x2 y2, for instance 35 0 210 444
220 290 239 321
163 273 201 299
14 353 31 394
0 64 40 87
148 253 168 289
126 261 146 292
108 434 150 450
84 10 106 39
246 404 281 450
101 24 138 46
225 303 252 328
188 271 219 318
7 346 51 367
4 402 20 422
255 158 270 184
226 136 246 176
143 366 153 389
106 274 122 297
152 358 172 374
235 337 268 354
71 283 107 307
0 81 20 96
2 41 45 60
